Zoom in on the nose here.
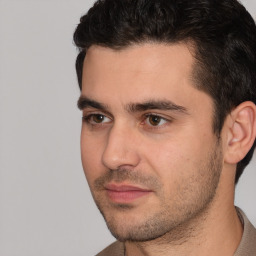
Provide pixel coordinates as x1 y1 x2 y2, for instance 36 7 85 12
102 123 140 170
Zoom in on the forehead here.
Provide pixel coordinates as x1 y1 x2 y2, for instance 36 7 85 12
82 43 195 84
81 43 211 113
85 42 194 68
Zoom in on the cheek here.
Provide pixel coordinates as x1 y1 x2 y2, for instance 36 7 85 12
143 135 192 166
80 129 105 181
142 133 209 185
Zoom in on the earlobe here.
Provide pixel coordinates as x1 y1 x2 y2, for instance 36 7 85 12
224 101 256 164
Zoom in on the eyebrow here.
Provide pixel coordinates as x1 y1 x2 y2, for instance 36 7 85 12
126 100 188 114
77 96 188 114
77 96 109 111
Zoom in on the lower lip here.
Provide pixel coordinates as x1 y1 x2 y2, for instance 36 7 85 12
106 190 152 203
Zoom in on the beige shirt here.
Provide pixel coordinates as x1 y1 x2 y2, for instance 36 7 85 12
96 208 256 256
234 208 256 256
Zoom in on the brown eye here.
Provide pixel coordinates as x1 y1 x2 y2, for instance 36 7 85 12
92 114 105 123
82 114 111 125
146 115 167 126
148 115 161 126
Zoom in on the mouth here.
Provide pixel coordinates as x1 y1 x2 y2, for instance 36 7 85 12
104 184 153 203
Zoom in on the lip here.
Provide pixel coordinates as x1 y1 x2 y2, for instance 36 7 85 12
105 184 153 203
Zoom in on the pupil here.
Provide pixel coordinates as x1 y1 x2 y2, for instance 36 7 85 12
150 116 160 126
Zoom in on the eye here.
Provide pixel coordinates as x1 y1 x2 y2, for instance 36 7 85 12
83 114 111 124
145 114 167 126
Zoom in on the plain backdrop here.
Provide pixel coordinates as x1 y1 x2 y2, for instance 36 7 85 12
0 0 255 255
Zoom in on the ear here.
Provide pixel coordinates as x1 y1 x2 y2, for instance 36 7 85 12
224 101 256 164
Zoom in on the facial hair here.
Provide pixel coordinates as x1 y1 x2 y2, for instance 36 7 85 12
90 140 223 243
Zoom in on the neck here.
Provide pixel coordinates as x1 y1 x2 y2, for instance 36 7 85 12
125 182 243 256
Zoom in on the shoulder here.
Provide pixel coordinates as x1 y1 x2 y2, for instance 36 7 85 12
234 207 256 256
96 241 124 256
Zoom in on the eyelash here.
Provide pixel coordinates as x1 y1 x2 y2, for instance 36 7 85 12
82 113 173 129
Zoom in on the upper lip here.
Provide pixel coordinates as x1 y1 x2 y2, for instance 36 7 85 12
105 183 152 192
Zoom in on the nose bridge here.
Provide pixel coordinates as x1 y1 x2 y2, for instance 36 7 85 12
102 121 140 170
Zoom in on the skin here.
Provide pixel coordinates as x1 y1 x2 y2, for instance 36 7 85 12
79 43 248 256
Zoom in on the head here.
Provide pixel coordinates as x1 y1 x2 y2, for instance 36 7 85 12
74 0 256 242
74 0 256 184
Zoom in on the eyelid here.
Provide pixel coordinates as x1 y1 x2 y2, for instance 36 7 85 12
82 107 113 117
143 112 174 121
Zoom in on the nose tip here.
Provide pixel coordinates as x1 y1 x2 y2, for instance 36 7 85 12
102 150 139 170
101 126 140 170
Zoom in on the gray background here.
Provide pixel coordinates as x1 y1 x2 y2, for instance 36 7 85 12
0 0 255 255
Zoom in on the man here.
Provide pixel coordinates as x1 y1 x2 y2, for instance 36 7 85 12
74 0 256 255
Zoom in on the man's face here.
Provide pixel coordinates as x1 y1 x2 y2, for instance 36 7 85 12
79 43 223 242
